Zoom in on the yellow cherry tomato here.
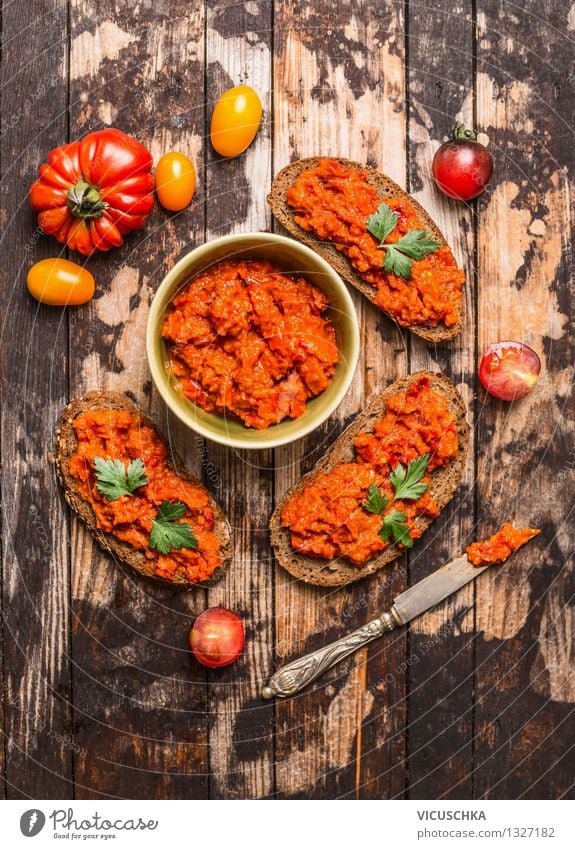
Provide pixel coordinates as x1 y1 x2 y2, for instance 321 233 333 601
27 258 95 306
210 85 262 158
155 151 196 212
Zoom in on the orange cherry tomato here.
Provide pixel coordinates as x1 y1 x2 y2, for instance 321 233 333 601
27 258 95 306
155 152 196 212
210 85 262 158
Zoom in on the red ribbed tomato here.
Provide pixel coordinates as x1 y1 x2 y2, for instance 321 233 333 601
29 128 154 256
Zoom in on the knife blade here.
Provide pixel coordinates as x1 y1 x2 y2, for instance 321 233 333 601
391 553 492 624
261 552 493 699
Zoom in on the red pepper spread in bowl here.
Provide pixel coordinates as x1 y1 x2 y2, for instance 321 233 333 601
287 159 464 328
161 259 339 430
280 376 459 565
466 522 540 567
68 409 222 583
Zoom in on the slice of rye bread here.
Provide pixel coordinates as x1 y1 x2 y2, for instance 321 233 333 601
269 371 470 587
267 157 464 342
55 391 233 588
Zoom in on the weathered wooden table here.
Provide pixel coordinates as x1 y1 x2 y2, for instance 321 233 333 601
1 0 573 800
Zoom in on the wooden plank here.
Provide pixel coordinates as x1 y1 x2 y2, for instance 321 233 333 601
272 0 409 799
0 0 74 798
203 0 275 799
474 0 575 798
405 1 476 799
67 0 210 799
354 1 410 801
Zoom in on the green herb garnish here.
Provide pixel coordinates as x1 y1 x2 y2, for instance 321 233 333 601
383 230 442 278
366 201 441 279
149 500 198 555
380 510 414 548
366 203 399 246
363 454 430 548
390 453 430 501
94 457 149 501
364 483 389 514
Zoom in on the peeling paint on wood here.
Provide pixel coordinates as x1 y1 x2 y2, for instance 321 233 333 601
71 20 136 79
67 0 210 800
405 0 476 799
474 0 575 799
1 0 74 799
203 0 275 801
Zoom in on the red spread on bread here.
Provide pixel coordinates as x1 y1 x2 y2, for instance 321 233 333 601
287 159 464 328
68 409 222 583
280 376 459 565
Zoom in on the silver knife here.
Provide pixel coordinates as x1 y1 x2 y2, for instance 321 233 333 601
261 553 492 699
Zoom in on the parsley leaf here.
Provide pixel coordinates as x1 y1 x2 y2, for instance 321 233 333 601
364 484 389 514
382 245 414 278
383 230 442 279
94 456 149 501
380 510 414 547
364 483 414 548
155 501 187 522
366 202 399 246
125 458 148 493
366 201 441 279
390 454 430 502
394 229 441 260
362 455 430 549
149 500 198 555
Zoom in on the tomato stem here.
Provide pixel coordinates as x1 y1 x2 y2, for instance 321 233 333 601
66 180 108 218
452 121 477 142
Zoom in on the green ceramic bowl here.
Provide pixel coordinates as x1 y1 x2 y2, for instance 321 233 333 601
146 232 360 450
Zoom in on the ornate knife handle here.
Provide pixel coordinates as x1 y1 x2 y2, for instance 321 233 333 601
261 609 399 699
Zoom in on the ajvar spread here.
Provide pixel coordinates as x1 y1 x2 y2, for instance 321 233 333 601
466 522 540 567
161 259 339 429
68 409 222 583
281 376 459 565
287 159 464 328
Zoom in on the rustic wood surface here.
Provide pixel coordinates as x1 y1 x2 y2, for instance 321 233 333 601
1 0 573 800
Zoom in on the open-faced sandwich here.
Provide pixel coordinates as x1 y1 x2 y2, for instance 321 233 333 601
268 158 465 341
270 372 469 586
55 391 232 587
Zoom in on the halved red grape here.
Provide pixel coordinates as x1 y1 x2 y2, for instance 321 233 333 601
479 341 541 401
189 607 245 668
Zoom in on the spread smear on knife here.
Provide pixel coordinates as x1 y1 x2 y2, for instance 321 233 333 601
466 522 540 567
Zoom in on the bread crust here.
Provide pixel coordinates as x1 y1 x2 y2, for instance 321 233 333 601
269 371 469 587
267 157 465 342
55 391 232 588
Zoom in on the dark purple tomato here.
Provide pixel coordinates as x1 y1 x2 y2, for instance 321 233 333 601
432 122 494 201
